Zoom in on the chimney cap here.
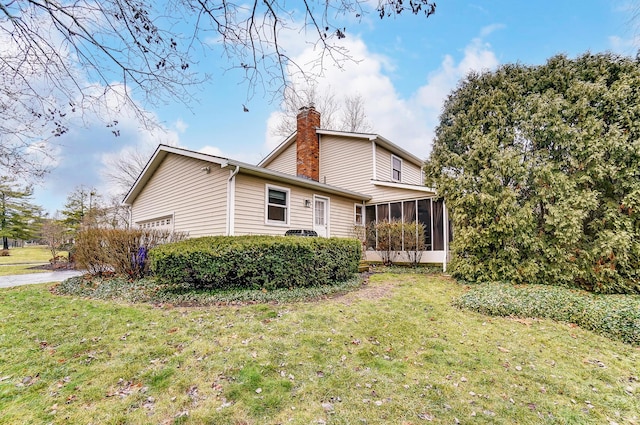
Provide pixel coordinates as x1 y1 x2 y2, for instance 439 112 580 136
298 104 316 112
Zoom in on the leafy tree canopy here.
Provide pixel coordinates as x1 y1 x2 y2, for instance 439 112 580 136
424 52 640 294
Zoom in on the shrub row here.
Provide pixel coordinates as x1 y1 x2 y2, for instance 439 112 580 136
149 235 361 290
75 228 187 278
454 283 640 345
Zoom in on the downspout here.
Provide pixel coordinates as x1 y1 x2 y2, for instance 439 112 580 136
227 165 240 236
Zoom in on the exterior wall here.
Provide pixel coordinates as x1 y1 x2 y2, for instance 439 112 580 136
317 135 431 205
328 197 362 238
233 173 358 238
264 142 297 175
131 154 228 237
318 135 373 193
375 144 422 185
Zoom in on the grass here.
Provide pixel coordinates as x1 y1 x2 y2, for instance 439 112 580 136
0 245 68 276
1 272 639 424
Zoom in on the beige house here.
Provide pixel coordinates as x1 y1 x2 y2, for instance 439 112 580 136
123 106 450 268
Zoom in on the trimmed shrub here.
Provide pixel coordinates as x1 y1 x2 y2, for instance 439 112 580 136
149 235 361 290
454 283 640 345
75 228 188 278
364 220 426 266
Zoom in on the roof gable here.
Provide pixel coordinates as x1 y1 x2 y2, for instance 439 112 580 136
122 144 371 205
258 129 424 168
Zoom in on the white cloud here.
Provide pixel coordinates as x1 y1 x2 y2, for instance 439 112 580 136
609 35 640 54
174 118 189 133
264 30 500 160
29 83 183 213
480 24 505 38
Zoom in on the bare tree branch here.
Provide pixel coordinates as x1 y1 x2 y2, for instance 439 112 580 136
1 0 436 179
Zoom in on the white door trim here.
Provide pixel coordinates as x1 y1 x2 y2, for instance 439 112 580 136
313 195 330 237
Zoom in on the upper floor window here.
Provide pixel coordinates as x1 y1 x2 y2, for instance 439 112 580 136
266 185 289 224
392 155 402 181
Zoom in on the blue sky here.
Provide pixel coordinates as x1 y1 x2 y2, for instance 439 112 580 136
31 0 638 214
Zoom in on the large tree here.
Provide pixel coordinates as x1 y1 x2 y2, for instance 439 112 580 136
61 185 102 231
424 52 640 294
0 177 41 250
1 0 435 179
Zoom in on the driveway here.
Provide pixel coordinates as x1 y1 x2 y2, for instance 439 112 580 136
0 270 84 288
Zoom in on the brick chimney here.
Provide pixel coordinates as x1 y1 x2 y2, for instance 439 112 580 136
296 105 321 181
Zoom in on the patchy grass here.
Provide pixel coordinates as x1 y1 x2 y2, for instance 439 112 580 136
0 245 69 276
1 273 639 424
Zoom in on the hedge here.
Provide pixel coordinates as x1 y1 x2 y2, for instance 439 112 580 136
149 235 361 290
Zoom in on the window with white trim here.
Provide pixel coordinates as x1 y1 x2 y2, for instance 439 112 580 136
136 215 172 230
392 155 402 181
266 185 289 224
354 204 364 225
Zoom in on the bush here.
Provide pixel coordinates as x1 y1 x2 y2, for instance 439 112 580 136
149 235 361 290
454 283 640 345
365 220 426 266
75 228 187 278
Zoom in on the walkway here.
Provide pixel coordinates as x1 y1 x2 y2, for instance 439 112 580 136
0 270 84 288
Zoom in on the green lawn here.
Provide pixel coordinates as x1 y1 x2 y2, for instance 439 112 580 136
1 273 638 424
0 245 68 276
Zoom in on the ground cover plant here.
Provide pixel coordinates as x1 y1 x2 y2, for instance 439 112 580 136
2 273 639 424
455 283 640 346
0 245 69 276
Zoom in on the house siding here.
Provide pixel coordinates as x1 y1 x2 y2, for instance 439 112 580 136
375 144 422 185
263 142 297 175
233 173 358 238
131 154 227 237
318 135 373 193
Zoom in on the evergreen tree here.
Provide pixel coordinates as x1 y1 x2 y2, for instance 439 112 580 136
61 186 102 231
425 52 640 294
0 177 41 250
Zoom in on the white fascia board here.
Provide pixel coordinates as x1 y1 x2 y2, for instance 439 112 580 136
315 129 423 167
257 132 296 167
229 159 372 201
122 144 230 205
370 179 437 194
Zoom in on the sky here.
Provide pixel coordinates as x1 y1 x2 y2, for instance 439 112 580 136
25 0 639 214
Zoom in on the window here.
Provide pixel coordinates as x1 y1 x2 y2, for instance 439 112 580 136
392 155 402 181
266 185 289 224
136 215 173 230
390 202 402 221
354 204 364 225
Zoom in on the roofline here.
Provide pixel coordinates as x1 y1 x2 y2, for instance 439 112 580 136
370 179 436 194
317 129 425 166
225 158 371 201
258 132 296 167
123 144 371 205
259 128 424 168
